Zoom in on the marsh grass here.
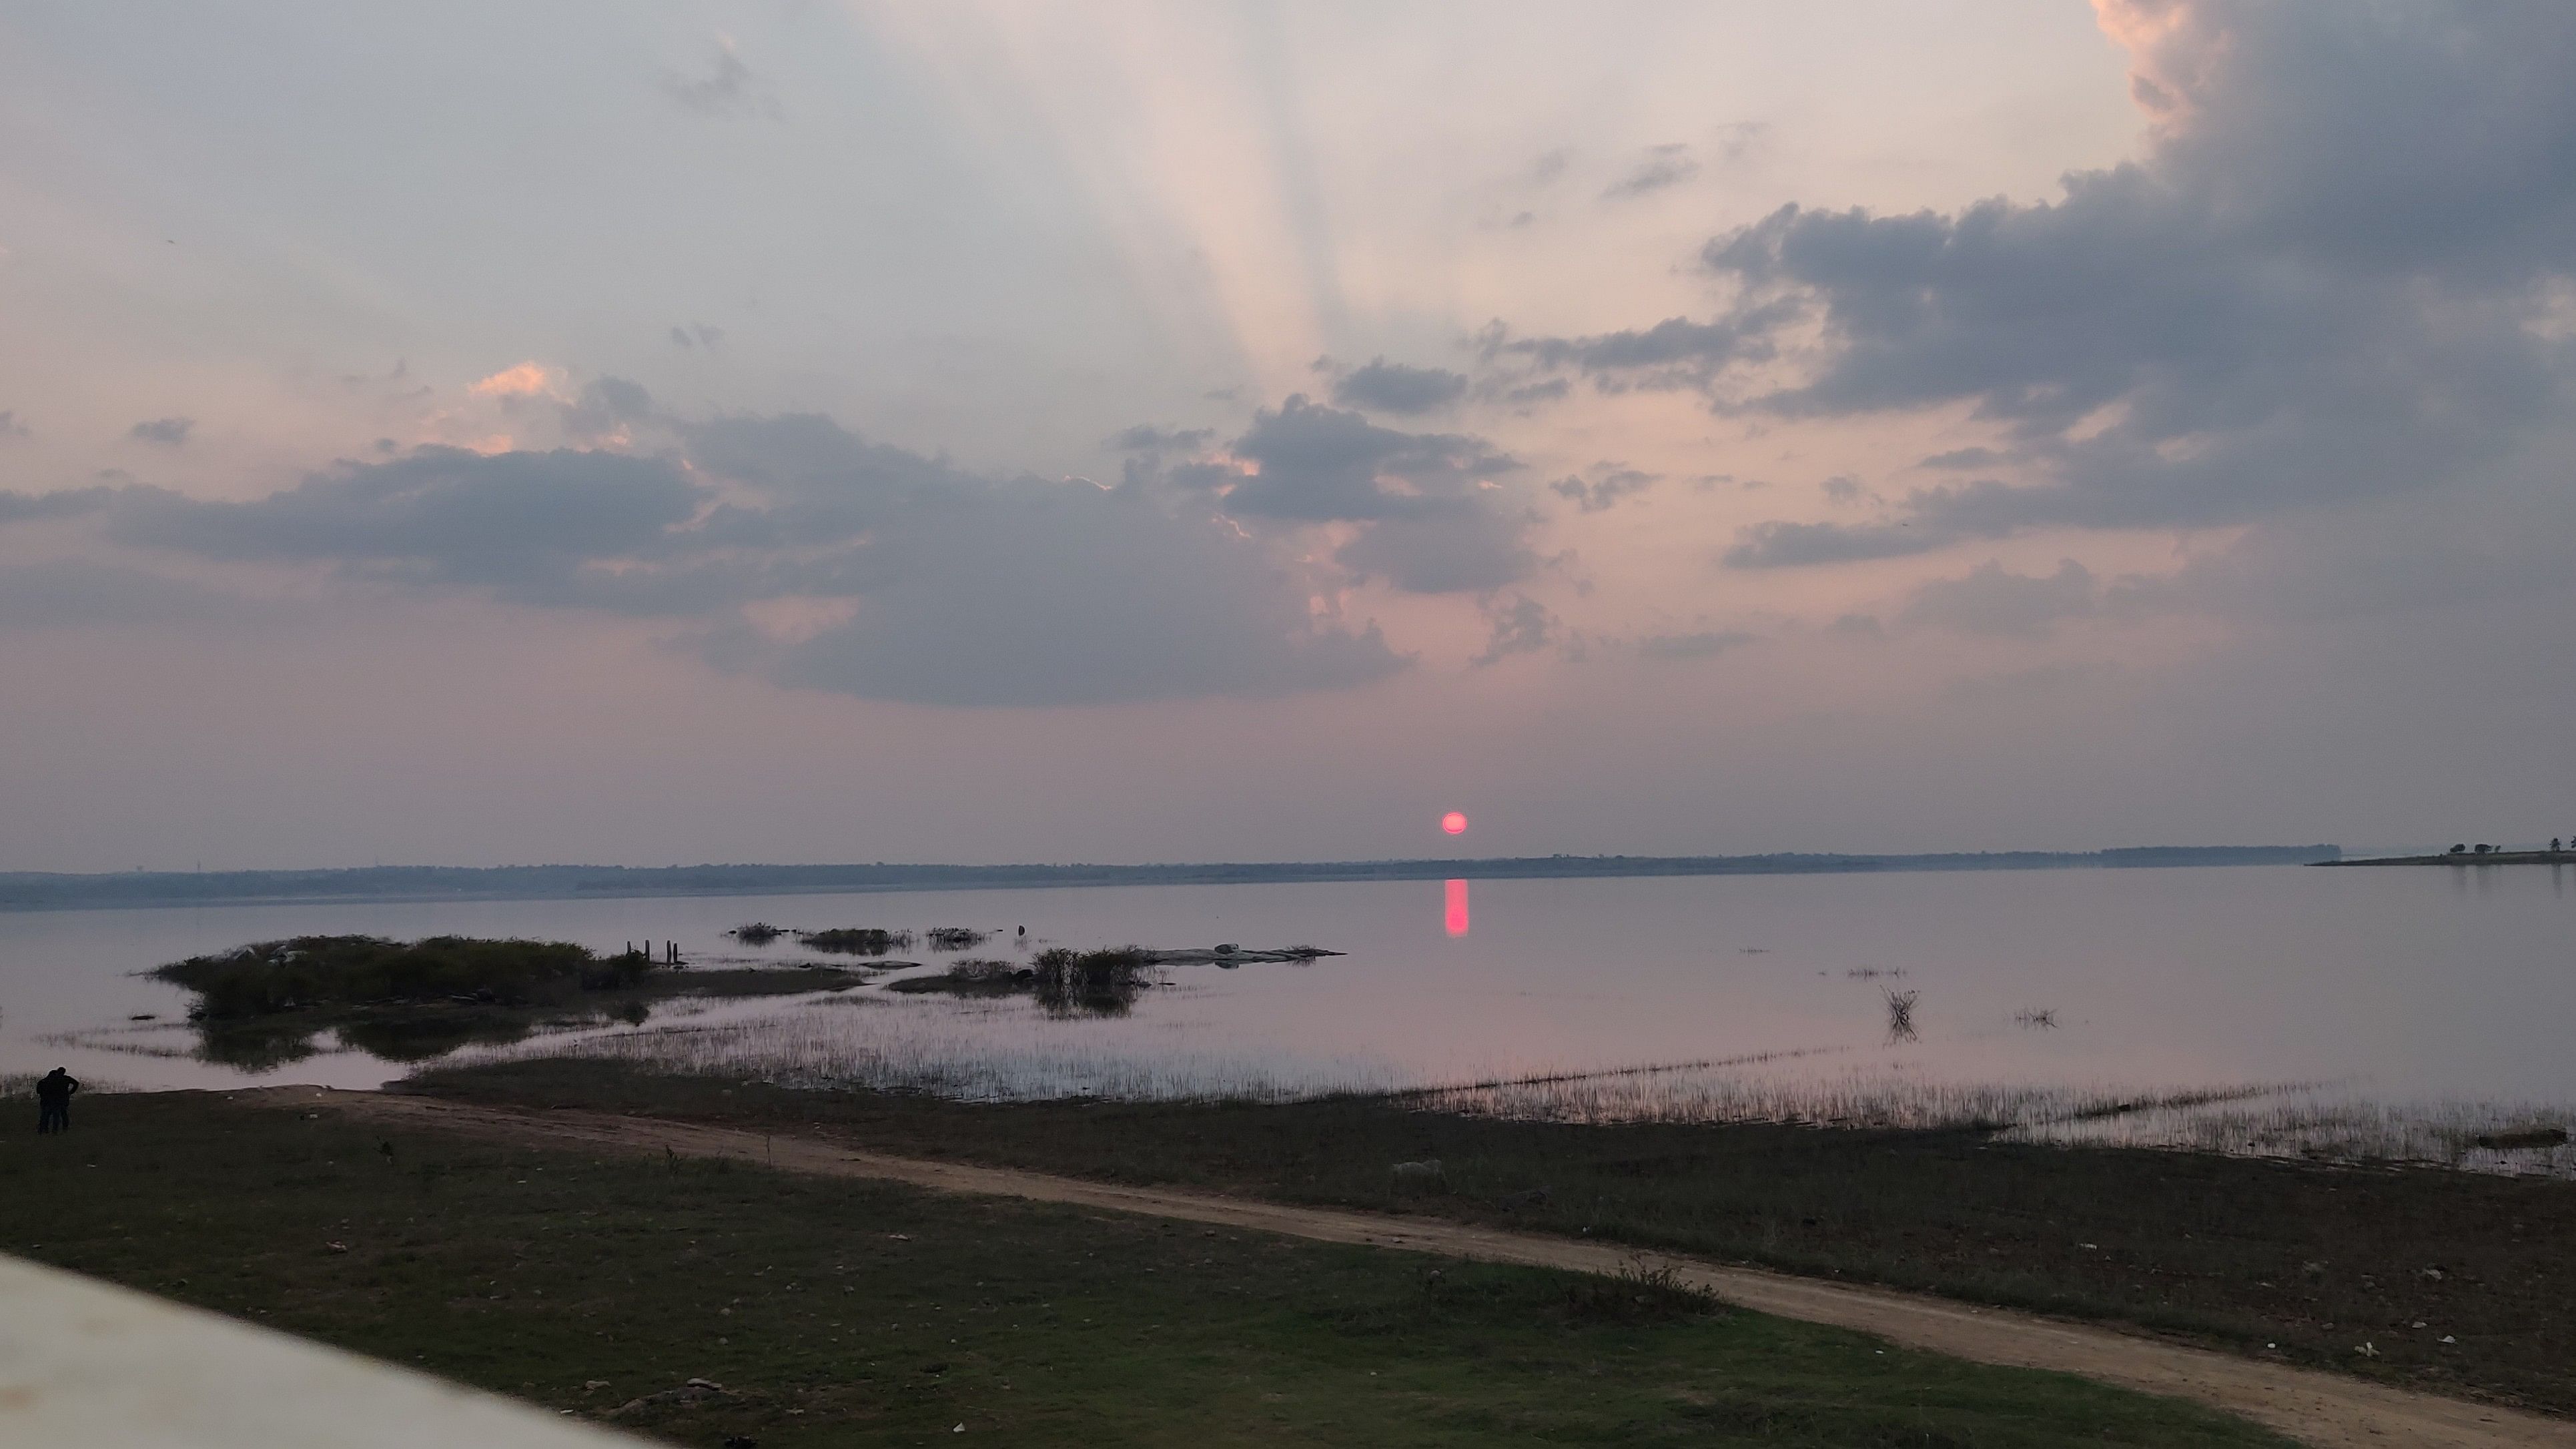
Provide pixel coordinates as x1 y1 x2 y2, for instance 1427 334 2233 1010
2013 1095 2576 1176
923 927 988 951
444 983 2576 1181
443 991 1408 1103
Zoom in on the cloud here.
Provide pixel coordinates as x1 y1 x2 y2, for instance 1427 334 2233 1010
1603 143 1699 199
660 38 779 118
1638 629 1755 660
0 487 115 526
1333 500 1535 593
669 322 725 350
1472 595 1557 665
1106 424 1213 452
1216 394 1516 521
0 411 27 439
1167 396 1537 594
109 447 703 589
768 484 1403 707
1482 304 1795 391
1330 358 1468 415
559 376 657 438
96 416 1408 708
0 558 258 630
1549 467 1657 512
1919 447 2006 470
1517 2 2576 577
127 417 193 446
1723 518 1946 568
1902 560 2101 638
466 362 564 400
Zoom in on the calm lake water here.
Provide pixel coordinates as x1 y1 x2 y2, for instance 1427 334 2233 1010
5 865 2573 1168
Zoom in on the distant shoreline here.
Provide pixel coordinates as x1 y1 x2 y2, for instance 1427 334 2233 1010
2316 851 2575 867
0 844 2338 913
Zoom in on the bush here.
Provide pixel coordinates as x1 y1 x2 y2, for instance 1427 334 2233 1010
1030 946 1153 1016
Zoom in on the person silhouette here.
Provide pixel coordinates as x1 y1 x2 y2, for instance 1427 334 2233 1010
35 1067 79 1135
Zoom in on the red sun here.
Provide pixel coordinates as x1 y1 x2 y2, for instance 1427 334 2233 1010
1440 811 1468 835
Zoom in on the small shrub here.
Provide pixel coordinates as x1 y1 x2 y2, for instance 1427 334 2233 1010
1030 946 1154 1016
1562 1258 1721 1327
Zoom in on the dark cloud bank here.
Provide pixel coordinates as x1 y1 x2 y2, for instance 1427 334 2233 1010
0 386 1550 707
1499 1 2576 588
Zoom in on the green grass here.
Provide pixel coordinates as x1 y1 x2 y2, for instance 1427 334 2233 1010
417 1059 2576 1416
0 1091 2291 1447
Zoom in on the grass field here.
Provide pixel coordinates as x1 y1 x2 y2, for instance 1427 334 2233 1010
414 1059 2576 1416
0 1090 2292 1447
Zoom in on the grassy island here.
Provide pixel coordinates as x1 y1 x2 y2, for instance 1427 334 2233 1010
150 935 847 1066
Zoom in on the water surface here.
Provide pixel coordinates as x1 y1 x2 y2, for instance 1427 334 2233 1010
5 865 2571 1167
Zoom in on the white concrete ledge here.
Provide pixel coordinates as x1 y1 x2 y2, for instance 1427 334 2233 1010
0 1252 647 1447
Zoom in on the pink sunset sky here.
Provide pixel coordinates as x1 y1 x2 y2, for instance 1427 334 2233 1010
3 1 2573 871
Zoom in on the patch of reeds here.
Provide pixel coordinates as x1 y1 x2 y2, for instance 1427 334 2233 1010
797 927 913 956
417 973 2576 1182
924 927 988 952
727 923 787 945
1030 946 1153 1017
2008 1093 2576 1177
441 991 1415 1104
1881 989 1919 1042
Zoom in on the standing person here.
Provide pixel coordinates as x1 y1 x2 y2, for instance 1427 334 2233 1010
34 1067 78 1135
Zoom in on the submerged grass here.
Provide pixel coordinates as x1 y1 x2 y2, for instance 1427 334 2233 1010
418 1058 2576 1416
0 1091 2292 1448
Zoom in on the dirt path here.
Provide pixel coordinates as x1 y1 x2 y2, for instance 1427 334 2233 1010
256 1087 2571 1449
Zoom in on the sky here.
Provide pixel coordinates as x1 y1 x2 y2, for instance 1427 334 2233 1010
3 0 2575 871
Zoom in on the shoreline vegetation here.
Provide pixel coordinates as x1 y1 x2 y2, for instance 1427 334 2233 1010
0 1091 2296 1447
2321 849 2576 867
0 844 2338 912
144 935 846 1067
882 945 1338 1014
410 1059 2576 1417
